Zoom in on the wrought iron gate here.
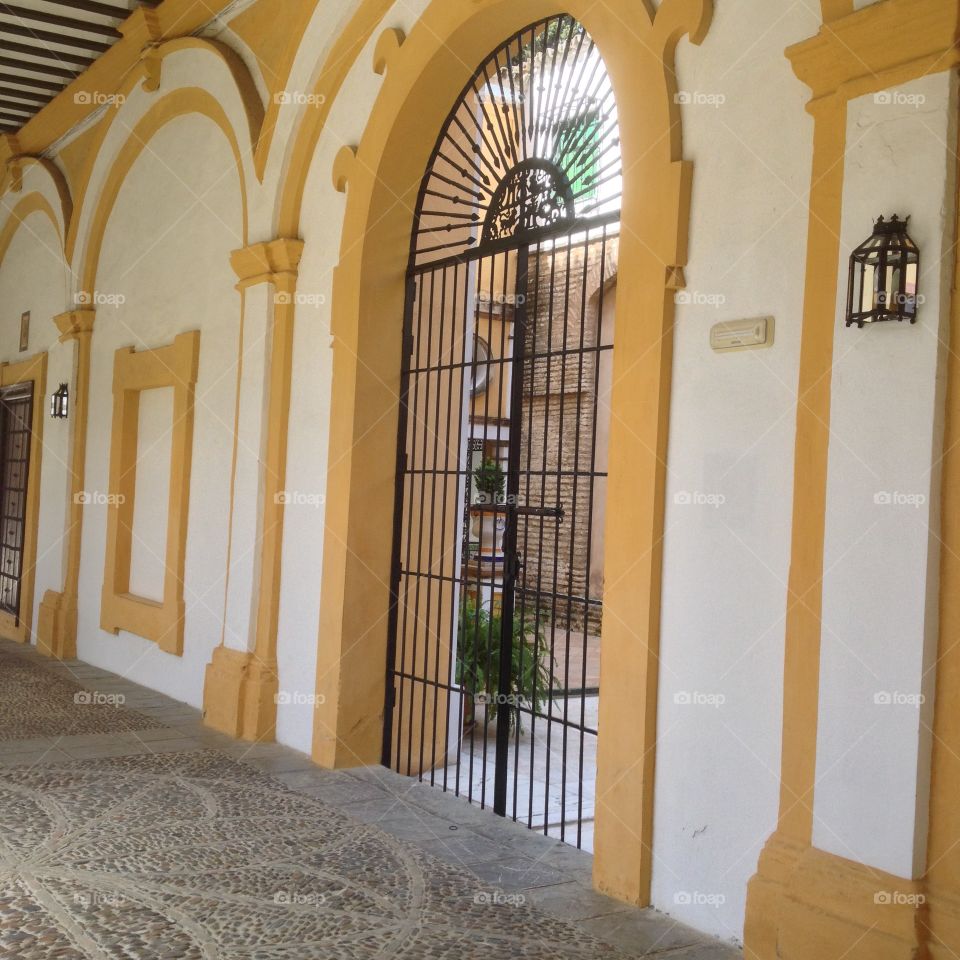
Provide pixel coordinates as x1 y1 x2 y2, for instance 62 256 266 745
0 382 33 621
383 14 621 850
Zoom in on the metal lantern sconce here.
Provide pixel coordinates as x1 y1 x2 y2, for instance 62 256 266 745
846 215 919 328
50 382 69 420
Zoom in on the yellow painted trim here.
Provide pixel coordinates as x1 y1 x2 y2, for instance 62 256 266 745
923 71 960 960
75 89 251 291
100 331 200 657
0 157 71 238
275 0 399 236
59 38 260 264
0 193 64 266
0 0 239 168
788 0 960 106
745 3 960 957
0 352 47 646
747 839 928 960
820 0 853 22
36 310 94 661
279 0 711 909
202 237 304 742
41 87 250 661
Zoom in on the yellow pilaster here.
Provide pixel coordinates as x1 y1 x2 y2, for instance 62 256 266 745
744 2 960 957
37 309 94 661
202 237 304 742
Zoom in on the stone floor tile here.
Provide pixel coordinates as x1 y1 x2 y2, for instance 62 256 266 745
523 881 634 921
466 855 571 892
665 939 744 959
60 741 153 759
579 908 709 956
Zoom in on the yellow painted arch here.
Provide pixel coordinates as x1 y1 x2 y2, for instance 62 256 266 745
76 87 250 296
65 39 259 264
273 0 396 236
0 191 65 267
295 0 711 911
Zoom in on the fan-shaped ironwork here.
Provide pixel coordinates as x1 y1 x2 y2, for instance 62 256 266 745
411 14 621 268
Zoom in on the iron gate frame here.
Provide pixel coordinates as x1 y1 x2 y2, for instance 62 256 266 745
382 13 620 848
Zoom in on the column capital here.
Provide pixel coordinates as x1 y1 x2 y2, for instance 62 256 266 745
53 309 95 343
787 0 960 103
230 238 305 291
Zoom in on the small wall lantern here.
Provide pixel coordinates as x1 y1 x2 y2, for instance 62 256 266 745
50 382 69 419
846 215 919 328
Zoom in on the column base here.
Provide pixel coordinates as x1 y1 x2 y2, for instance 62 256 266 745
202 647 278 742
36 590 77 659
241 659 278 742
744 833 927 960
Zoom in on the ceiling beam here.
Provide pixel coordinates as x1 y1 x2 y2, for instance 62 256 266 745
0 72 63 93
0 21 113 54
0 54 76 80
0 4 122 38
43 0 135 18
0 37 95 67
0 85 50 104
0 102 34 117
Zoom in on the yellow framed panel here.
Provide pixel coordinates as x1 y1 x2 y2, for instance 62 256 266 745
100 331 199 656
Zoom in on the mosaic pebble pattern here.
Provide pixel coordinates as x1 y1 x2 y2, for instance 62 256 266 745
0 751 626 959
0 650 160 741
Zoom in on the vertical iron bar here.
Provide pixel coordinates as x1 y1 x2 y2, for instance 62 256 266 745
494 243 530 817
382 276 418 766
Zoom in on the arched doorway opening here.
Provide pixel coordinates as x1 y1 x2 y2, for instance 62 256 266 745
382 13 620 851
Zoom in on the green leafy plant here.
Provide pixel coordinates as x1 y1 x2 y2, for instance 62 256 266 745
473 457 506 504
455 596 553 732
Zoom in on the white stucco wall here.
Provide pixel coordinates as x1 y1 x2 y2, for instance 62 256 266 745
0 208 72 644
652 0 819 940
273 0 430 754
814 72 956 879
74 112 242 707
0 1 956 949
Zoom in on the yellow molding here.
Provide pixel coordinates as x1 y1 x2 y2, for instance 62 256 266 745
37 310 96 661
203 645 252 737
100 331 200 657
0 352 47 646
229 237 304 289
787 0 960 104
286 0 711 912
331 145 357 195
276 0 398 235
202 237 303 742
75 89 251 291
0 42 259 266
373 27 405 76
745 3 960 957
820 0 853 21
0 192 64 266
53 309 95 343
745 838 928 960
0 0 238 165
924 80 960 958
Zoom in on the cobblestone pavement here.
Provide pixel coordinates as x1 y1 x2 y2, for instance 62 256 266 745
0 640 742 959
0 649 160 740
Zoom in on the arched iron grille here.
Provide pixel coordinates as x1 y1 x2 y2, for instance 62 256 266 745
411 14 621 267
385 14 621 852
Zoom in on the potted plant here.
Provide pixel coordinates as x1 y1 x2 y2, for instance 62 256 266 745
470 457 507 559
455 596 553 733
